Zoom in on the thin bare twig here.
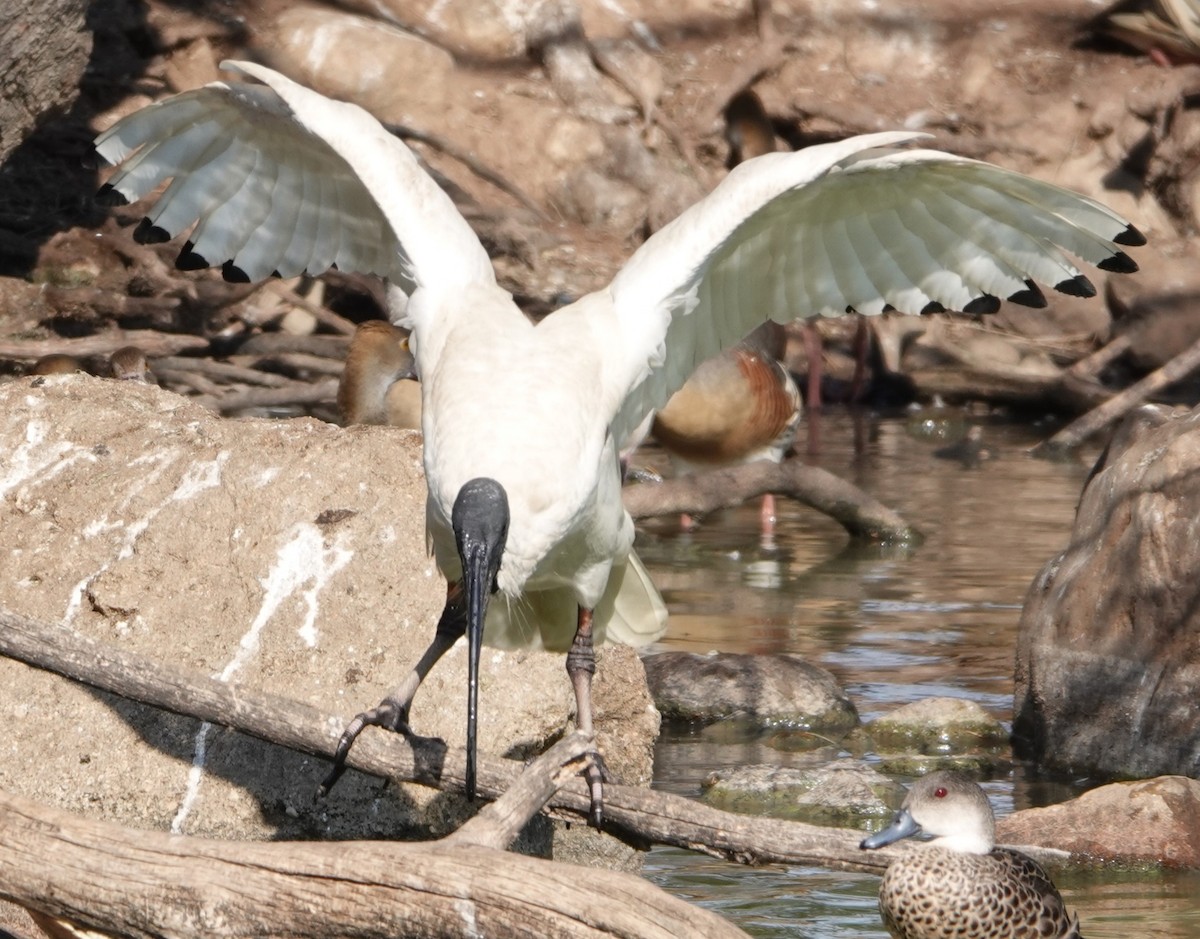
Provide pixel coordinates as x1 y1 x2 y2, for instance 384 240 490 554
623 457 919 543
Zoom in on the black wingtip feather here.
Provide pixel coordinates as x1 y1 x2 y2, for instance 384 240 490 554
1055 274 1096 298
95 183 129 207
1098 251 1139 274
1114 224 1147 247
920 300 946 315
1007 280 1047 309
133 218 171 245
963 294 1001 316
222 260 251 283
176 243 211 271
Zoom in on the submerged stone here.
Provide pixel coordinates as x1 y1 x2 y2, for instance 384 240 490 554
644 652 860 733
700 760 905 826
866 697 1009 754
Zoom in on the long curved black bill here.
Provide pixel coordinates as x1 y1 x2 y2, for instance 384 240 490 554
451 477 509 804
463 546 491 801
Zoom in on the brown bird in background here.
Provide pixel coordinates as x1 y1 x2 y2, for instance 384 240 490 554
30 354 83 376
108 346 151 382
338 320 421 429
651 320 800 533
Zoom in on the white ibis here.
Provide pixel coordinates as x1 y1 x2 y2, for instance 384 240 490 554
338 320 422 429
860 770 1083 938
95 61 1143 824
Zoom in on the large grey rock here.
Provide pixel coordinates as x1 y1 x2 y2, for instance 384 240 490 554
644 651 859 733
1014 405 1200 779
0 0 90 163
0 374 657 868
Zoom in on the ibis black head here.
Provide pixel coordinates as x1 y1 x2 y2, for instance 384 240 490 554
452 476 509 801
452 477 509 584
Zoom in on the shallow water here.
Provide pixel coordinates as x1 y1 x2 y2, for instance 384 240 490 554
635 408 1200 937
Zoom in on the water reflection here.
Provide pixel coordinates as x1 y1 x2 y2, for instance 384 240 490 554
637 411 1200 936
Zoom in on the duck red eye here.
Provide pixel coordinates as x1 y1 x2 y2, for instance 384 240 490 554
934 787 948 798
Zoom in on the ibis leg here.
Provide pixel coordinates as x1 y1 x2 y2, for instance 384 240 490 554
801 322 823 411
319 581 467 797
566 605 606 828
847 314 870 404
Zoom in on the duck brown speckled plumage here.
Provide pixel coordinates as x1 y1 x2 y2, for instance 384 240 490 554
861 771 1084 939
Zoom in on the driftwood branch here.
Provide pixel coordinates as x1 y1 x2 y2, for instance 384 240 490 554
191 377 339 414
154 355 298 387
0 786 747 939
263 281 357 336
1033 332 1200 456
233 333 351 357
447 732 592 850
0 608 899 875
0 331 208 360
623 457 919 543
701 0 785 130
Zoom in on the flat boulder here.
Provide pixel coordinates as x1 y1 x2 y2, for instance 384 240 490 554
0 374 657 868
998 776 1200 869
1013 404 1200 779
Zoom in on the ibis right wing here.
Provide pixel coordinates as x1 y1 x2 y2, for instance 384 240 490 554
95 61 494 296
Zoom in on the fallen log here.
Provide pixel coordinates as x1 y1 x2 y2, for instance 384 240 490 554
0 607 898 874
0 330 208 360
191 377 339 414
0 784 748 939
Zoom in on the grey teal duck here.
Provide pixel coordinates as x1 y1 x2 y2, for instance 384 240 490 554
860 770 1083 939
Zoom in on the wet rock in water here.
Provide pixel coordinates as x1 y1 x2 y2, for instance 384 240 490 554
998 776 1200 869
700 759 905 827
0 375 655 872
643 652 859 734
1013 405 1200 779
932 425 994 469
867 697 1009 775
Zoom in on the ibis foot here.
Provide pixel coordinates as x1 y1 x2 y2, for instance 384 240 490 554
317 697 413 798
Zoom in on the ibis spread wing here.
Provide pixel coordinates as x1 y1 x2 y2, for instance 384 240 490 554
95 61 494 294
605 132 1143 445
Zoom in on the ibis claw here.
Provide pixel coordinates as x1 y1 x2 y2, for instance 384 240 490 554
317 697 411 799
